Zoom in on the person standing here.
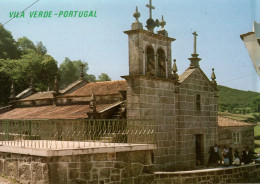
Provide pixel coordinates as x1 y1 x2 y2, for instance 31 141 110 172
233 148 241 166
222 145 229 166
241 146 251 164
227 147 233 166
208 144 220 167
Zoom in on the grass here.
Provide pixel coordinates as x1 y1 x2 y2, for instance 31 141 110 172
255 140 260 153
255 124 260 137
254 123 260 153
218 111 257 121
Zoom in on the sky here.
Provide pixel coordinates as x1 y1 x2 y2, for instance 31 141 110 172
0 0 259 92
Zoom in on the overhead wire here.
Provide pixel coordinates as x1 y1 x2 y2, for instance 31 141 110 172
3 0 40 26
219 72 257 84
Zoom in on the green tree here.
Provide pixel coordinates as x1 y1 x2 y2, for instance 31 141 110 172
86 74 96 82
246 114 260 124
0 23 21 59
0 51 58 106
251 96 260 112
20 51 58 91
17 36 36 54
35 41 47 55
59 58 89 88
98 73 111 81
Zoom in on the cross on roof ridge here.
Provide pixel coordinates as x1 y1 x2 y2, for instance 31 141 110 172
80 63 86 79
193 31 198 54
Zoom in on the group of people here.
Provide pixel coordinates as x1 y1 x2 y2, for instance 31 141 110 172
208 144 256 167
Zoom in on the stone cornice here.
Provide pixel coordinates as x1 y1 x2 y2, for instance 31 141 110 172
121 75 180 84
124 29 176 42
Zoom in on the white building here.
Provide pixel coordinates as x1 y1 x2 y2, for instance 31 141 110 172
240 21 260 77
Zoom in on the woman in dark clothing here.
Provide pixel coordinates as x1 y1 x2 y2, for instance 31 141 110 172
227 147 233 166
208 144 220 167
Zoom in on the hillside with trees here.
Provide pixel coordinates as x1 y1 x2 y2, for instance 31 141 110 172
218 85 260 113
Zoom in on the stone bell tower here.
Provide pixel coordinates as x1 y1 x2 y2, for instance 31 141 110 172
123 1 180 171
124 0 175 78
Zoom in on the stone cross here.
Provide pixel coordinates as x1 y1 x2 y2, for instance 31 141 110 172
146 0 155 19
80 63 85 73
193 31 198 54
80 63 85 79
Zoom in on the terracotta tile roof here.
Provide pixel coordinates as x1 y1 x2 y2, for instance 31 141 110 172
218 116 254 127
0 103 119 120
65 80 127 97
19 92 54 101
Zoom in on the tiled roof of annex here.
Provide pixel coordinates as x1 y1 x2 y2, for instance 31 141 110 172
19 91 54 101
0 103 119 120
16 80 127 102
218 116 254 127
64 80 127 97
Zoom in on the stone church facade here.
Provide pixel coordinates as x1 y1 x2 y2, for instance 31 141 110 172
123 4 218 171
0 1 254 173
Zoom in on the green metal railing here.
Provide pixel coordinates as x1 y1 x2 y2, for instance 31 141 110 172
0 119 155 149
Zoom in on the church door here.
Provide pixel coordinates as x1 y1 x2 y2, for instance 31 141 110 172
195 134 204 166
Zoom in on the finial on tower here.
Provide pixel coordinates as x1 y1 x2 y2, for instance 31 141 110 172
134 6 140 21
160 15 166 29
132 6 143 30
189 31 201 68
172 59 179 80
145 0 159 32
158 15 168 36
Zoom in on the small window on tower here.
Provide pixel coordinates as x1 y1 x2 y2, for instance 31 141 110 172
196 94 201 111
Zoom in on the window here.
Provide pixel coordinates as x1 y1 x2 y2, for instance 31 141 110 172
196 94 201 111
232 132 241 144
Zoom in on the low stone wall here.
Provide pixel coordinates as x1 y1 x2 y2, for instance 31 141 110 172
154 164 260 184
0 143 155 184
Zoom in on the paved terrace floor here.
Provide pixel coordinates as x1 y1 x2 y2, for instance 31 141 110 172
0 140 156 157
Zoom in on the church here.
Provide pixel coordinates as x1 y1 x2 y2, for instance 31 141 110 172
0 1 254 172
